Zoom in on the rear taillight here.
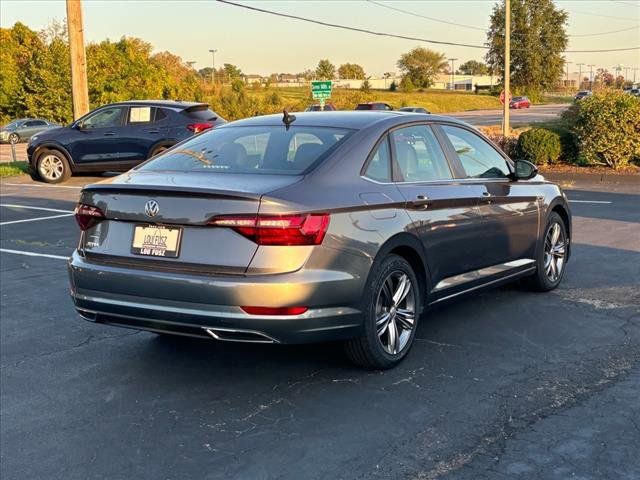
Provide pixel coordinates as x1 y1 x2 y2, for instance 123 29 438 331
74 203 105 231
208 214 330 246
187 122 213 133
241 306 308 316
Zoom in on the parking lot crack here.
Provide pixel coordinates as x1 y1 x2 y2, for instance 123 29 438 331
4 331 140 369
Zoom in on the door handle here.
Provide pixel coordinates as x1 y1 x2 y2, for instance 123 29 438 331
104 131 116 136
145 129 160 134
416 195 429 200
482 191 492 197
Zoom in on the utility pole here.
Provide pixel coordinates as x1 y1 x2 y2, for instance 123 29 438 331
66 0 89 120
448 58 458 90
576 63 584 90
634 67 639 83
588 64 594 89
502 0 510 137
565 61 572 89
209 49 217 84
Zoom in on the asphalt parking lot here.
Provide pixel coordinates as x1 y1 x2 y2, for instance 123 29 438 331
1 174 639 480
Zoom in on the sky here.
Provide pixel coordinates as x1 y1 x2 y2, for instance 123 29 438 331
1 0 639 78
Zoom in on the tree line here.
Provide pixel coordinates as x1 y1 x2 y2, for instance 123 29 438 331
5 0 629 124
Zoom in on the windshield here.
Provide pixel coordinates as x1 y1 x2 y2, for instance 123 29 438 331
3 121 20 130
138 125 354 175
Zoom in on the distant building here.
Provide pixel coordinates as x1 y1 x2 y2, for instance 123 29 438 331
243 74 264 85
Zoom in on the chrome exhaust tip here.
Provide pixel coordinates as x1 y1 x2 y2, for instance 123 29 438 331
204 327 278 344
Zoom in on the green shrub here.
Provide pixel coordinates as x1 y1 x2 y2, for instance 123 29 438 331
516 128 562 165
568 89 640 169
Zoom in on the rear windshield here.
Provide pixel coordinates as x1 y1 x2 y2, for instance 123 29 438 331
355 104 371 110
182 106 221 121
138 125 354 175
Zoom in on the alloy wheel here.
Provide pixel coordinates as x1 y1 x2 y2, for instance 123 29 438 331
375 271 416 355
543 222 566 282
39 155 65 181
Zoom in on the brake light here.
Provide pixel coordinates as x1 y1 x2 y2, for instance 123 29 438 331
241 306 308 316
187 122 213 133
209 214 330 246
74 203 105 231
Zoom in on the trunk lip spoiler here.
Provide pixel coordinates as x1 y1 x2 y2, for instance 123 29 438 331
80 184 261 202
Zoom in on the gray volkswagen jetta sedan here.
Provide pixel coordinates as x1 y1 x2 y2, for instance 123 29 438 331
69 111 571 369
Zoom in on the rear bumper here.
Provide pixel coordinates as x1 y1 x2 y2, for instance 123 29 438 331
68 251 364 344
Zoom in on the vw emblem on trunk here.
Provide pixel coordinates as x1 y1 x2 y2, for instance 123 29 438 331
144 200 159 218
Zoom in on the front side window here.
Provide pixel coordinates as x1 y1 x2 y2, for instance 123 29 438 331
364 137 391 182
83 107 125 129
441 125 510 178
391 125 452 182
139 126 353 175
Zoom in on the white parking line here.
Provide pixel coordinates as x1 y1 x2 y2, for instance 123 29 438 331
568 200 612 204
1 182 82 189
0 213 74 226
0 248 68 260
0 203 73 213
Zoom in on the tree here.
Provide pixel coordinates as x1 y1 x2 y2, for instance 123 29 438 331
315 59 336 80
338 63 366 80
486 0 568 98
360 77 372 93
396 47 448 88
458 60 489 76
223 63 243 80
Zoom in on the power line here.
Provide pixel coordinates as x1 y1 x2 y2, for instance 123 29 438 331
216 0 640 54
366 0 486 32
367 0 639 38
217 0 488 49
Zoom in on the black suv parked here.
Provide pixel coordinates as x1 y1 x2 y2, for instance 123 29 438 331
27 100 226 183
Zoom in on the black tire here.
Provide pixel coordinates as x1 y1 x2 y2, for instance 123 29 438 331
148 145 170 158
345 254 421 369
36 149 71 183
524 212 568 291
9 133 19 144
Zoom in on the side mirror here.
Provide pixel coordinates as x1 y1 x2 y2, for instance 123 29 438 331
513 159 538 180
71 121 82 130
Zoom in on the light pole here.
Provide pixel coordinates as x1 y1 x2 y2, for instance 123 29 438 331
209 49 217 84
448 58 458 90
588 64 594 89
502 0 510 137
634 67 639 84
565 61 572 89
576 63 584 90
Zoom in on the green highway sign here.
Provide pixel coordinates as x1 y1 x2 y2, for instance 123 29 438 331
311 80 332 100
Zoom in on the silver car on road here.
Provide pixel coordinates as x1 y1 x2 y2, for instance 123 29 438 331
69 111 571 368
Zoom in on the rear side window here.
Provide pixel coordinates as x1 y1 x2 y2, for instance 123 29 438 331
154 108 168 122
355 104 371 110
441 125 510 178
138 126 354 175
391 125 452 182
364 137 391 182
129 106 153 124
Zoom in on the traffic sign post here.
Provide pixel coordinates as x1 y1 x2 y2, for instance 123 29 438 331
311 80 332 105
499 89 512 105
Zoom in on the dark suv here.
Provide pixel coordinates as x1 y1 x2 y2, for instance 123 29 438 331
355 102 394 111
27 100 226 183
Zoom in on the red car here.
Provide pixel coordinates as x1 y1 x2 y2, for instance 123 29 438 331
509 96 531 109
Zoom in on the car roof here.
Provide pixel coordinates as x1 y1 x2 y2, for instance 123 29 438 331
106 100 208 109
220 111 469 130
